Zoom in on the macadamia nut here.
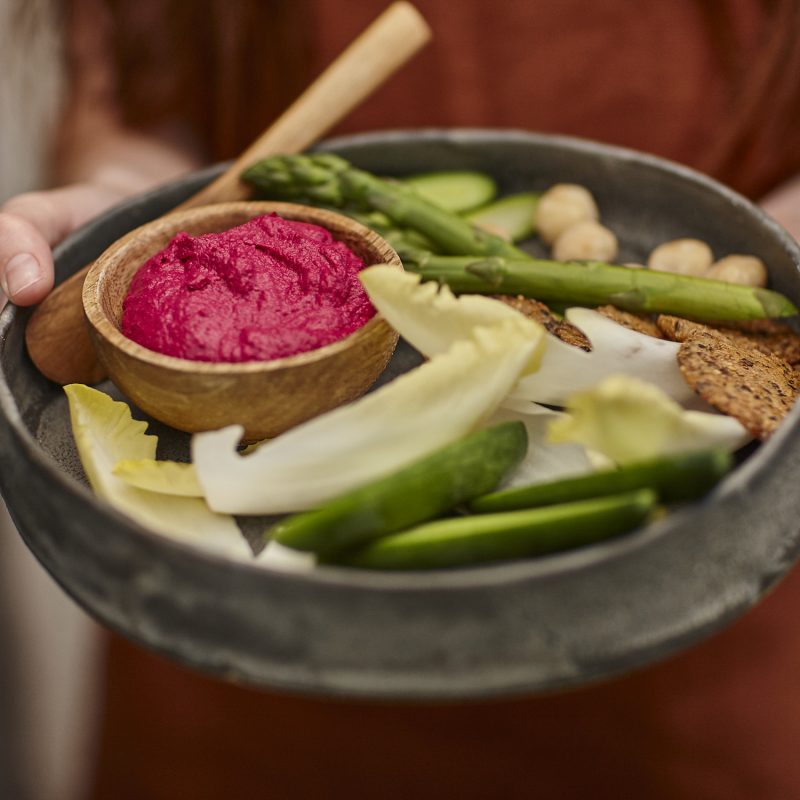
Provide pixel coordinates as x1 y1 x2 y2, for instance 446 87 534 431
647 238 713 276
706 255 768 287
552 221 618 262
536 184 599 244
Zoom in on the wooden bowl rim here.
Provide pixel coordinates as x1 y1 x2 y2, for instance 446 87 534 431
82 201 402 375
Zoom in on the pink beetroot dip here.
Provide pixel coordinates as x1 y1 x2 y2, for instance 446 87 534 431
121 213 376 362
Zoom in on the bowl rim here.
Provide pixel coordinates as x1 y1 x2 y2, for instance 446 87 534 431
82 200 402 374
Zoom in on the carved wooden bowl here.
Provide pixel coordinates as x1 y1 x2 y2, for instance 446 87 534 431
82 201 401 440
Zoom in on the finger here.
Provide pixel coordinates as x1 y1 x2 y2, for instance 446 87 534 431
0 212 56 306
1 189 80 247
0 184 123 306
760 175 800 242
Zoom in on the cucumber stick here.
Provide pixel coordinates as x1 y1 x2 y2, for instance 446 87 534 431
470 449 732 514
271 422 528 556
325 490 657 570
465 192 540 242
403 171 497 214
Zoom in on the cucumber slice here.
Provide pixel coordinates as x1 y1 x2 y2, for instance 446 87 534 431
326 489 657 570
465 192 540 242
272 421 527 556
470 448 732 513
403 171 498 214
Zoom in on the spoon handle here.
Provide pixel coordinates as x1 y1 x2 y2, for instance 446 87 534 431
183 2 431 210
26 2 431 386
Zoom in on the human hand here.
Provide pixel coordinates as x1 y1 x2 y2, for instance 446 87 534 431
0 182 129 306
761 174 800 243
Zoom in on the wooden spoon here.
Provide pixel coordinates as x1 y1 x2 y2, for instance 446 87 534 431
25 1 431 385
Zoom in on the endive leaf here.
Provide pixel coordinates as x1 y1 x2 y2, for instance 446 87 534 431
359 266 544 373
361 268 697 408
113 459 204 497
509 307 700 407
547 375 750 464
485 398 596 489
257 540 317 571
65 384 248 557
193 320 540 514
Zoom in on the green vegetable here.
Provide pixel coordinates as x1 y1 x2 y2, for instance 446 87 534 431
465 192 540 242
242 154 527 260
272 421 528 555
193 318 542 515
403 170 497 213
324 489 657 570
470 448 731 513
243 155 795 321
321 206 438 253
402 252 798 322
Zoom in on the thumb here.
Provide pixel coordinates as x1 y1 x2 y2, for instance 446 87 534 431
0 204 57 306
0 183 123 306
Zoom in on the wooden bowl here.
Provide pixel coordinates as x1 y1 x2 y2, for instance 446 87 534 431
82 201 401 440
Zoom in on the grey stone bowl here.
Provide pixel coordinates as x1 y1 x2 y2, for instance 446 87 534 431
1 130 799 699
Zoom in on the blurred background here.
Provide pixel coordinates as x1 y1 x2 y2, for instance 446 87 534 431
2 1 800 798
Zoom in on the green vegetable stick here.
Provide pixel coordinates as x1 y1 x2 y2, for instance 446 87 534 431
271 421 528 556
242 154 527 260
403 253 798 321
325 489 657 570
404 170 498 214
243 155 796 321
470 448 732 514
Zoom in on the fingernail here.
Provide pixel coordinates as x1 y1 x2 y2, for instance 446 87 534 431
3 253 42 300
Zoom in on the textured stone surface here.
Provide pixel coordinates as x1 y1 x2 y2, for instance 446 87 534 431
2 133 800 699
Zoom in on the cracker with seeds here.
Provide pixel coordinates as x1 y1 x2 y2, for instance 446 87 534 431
596 305 663 338
677 329 800 439
494 295 591 351
657 315 800 366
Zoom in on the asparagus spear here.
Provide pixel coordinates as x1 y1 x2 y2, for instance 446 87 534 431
401 250 798 321
243 153 527 259
243 155 797 321
333 207 437 253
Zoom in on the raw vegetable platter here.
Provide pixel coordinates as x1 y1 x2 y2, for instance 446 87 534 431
2 129 800 698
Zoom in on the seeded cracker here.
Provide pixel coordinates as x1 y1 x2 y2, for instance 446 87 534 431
658 314 800 366
596 305 663 338
677 330 800 439
494 295 592 350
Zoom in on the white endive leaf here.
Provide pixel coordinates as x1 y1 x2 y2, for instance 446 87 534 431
193 320 541 514
256 540 317 572
509 307 698 406
359 266 544 373
547 375 750 464
65 384 248 558
486 398 595 488
113 459 204 497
